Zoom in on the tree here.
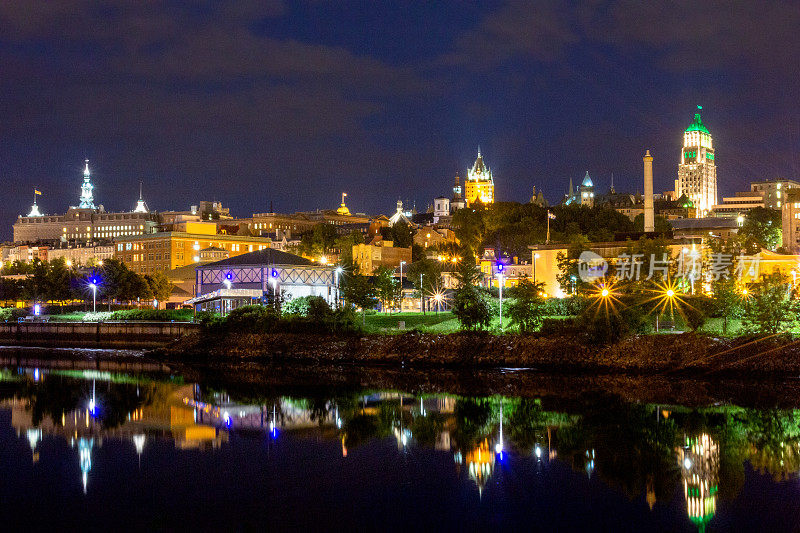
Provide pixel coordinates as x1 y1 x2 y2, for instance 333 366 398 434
342 269 378 326
23 259 49 304
743 272 797 334
739 207 781 253
507 279 546 333
453 248 482 288
452 286 494 331
633 213 672 233
46 258 74 307
387 220 415 249
373 266 401 313
145 271 172 304
709 239 744 334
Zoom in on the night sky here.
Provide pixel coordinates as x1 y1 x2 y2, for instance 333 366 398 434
3 1 800 239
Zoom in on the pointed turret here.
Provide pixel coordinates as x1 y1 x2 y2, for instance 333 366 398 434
79 159 96 209
133 181 149 213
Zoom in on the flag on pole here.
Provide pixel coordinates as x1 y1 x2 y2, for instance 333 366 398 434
34 189 42 195
547 211 556 219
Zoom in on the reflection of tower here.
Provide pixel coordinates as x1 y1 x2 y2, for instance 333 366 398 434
133 434 145 468
455 438 495 496
676 107 717 216
79 160 96 209
27 428 42 463
677 433 719 532
78 437 94 494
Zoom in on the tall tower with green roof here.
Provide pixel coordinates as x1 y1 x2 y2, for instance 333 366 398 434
676 106 717 216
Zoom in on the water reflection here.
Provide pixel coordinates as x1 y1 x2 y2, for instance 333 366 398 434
2 366 800 530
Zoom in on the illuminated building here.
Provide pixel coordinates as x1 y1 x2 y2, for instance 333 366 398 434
675 107 717 216
451 175 466 211
114 222 271 274
712 191 765 218
388 200 412 226
352 237 412 274
13 161 159 244
336 192 351 216
27 191 42 218
677 433 719 532
751 179 800 210
781 188 800 253
464 149 494 205
563 172 595 207
187 249 337 314
580 171 595 207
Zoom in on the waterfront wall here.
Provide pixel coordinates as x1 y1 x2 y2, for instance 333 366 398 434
0 322 200 348
159 330 800 377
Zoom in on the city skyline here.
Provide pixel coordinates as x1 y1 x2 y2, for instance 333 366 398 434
3 2 800 239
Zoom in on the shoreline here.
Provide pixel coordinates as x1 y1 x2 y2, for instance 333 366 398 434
153 330 800 378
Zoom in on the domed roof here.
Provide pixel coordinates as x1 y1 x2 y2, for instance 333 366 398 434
581 171 593 188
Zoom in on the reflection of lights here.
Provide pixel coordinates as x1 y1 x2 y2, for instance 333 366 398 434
535 445 542 459
33 368 40 382
79 438 94 494
684 457 692 469
223 411 232 427
133 434 145 457
494 442 503 454
27 428 42 451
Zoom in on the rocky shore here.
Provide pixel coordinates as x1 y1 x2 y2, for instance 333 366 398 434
156 330 800 378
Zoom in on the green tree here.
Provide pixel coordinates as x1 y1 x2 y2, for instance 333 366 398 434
387 220 415 249
373 266 401 313
743 272 797 334
23 259 50 304
633 213 672 233
453 248 482 288
708 239 744 335
46 258 74 307
145 271 173 304
555 236 590 292
452 286 494 330
507 279 546 333
739 207 781 253
342 269 378 326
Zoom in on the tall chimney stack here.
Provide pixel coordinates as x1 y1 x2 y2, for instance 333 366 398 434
643 150 654 232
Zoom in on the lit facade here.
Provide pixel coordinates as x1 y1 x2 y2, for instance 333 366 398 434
464 149 494 205
750 179 800 210
781 188 800 254
352 238 411 275
114 229 271 275
676 108 717 216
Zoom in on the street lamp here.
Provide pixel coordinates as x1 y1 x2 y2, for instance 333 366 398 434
88 278 98 313
497 264 505 331
335 266 343 309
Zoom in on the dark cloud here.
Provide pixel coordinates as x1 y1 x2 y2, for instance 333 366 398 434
2 1 800 240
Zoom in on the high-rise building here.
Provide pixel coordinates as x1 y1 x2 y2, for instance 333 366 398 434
464 149 494 205
676 107 717 216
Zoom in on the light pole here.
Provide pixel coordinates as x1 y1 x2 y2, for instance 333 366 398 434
420 273 425 315
497 269 504 331
335 266 343 309
89 279 97 313
399 261 406 312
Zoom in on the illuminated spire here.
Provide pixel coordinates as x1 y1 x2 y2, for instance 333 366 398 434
79 159 96 209
133 181 149 213
337 192 351 216
27 189 42 217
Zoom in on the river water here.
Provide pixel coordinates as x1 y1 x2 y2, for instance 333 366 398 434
1 352 799 531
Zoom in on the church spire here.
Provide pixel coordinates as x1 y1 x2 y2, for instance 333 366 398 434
79 159 96 209
27 189 42 217
133 181 149 213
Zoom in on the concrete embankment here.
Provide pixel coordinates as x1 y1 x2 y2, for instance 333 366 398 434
157 330 800 377
0 321 200 349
